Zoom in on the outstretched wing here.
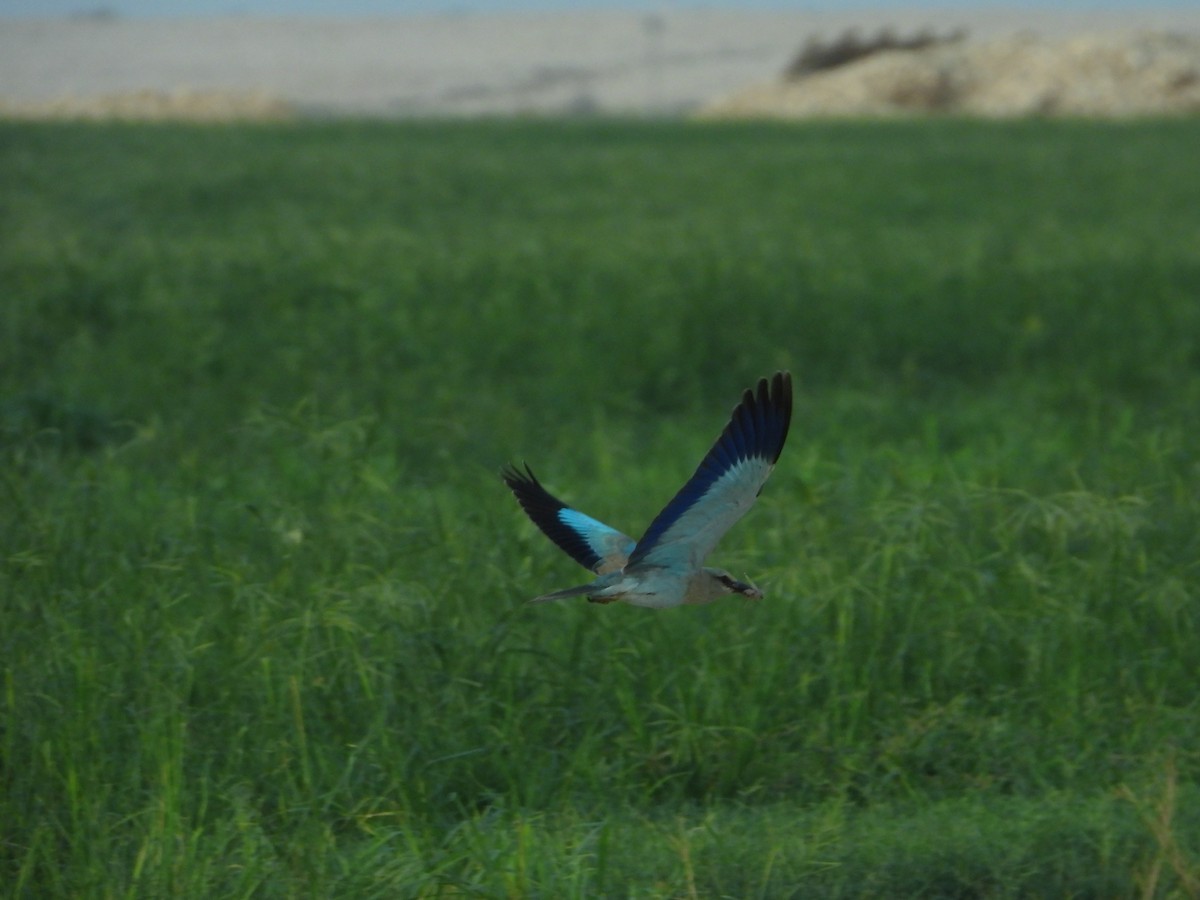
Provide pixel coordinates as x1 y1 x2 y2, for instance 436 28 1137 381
502 463 635 574
627 371 792 571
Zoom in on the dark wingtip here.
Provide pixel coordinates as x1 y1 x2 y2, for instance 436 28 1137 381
501 461 537 490
737 370 792 466
767 370 793 465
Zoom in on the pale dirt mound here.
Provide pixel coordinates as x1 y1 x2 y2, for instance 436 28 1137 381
699 31 1200 118
0 88 294 122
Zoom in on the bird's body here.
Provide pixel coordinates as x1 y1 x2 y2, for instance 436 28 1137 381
504 372 792 609
527 565 744 608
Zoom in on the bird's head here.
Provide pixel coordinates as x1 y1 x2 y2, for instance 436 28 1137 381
708 568 764 601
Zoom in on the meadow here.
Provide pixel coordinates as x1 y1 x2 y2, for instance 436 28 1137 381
1 117 1199 897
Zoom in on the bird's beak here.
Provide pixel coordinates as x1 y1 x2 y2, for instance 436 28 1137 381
732 577 763 600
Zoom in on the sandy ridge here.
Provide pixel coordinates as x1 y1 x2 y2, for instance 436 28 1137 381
2 9 1199 119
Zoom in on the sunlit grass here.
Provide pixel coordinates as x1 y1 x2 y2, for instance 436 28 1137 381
2 118 1199 896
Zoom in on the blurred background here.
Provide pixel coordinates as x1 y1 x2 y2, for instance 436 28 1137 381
2 2 1199 119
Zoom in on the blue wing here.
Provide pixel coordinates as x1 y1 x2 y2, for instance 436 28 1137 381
627 371 792 571
502 463 635 575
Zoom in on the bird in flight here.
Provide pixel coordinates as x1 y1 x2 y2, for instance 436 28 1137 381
503 371 792 608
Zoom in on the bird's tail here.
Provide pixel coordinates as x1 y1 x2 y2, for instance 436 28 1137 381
528 583 597 604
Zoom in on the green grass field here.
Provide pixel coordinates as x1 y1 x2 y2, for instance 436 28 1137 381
2 118 1199 898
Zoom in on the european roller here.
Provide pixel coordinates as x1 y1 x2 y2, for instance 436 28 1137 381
503 371 792 608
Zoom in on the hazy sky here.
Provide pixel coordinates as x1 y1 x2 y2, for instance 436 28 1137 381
1 0 1190 16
